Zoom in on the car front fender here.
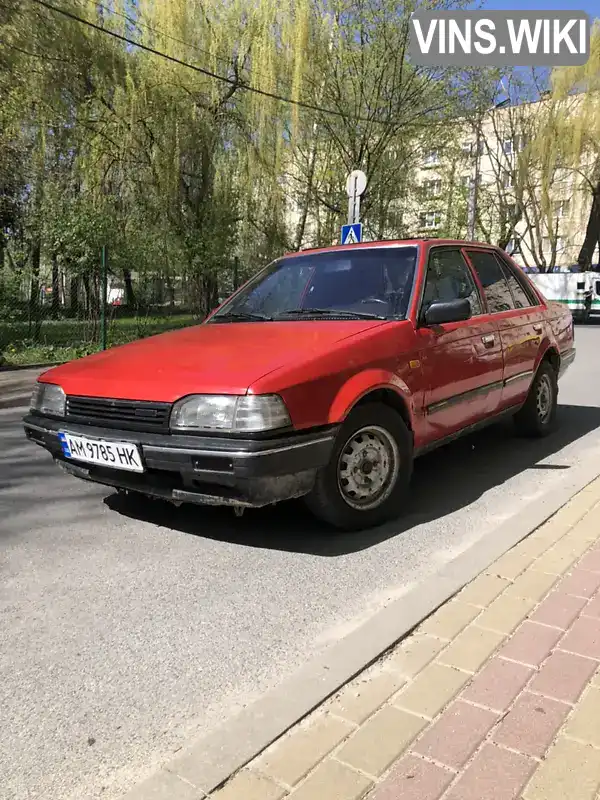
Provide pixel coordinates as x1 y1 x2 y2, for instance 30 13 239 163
327 369 415 427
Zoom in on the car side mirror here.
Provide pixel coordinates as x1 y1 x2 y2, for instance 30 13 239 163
422 298 471 326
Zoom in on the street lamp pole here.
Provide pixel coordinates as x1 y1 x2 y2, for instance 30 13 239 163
467 122 481 241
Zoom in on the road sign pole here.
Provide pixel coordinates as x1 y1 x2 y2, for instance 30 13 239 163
343 170 366 243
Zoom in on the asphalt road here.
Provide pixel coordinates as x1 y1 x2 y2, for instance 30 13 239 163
2 326 600 800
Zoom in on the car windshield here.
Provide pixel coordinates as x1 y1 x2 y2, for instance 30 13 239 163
209 246 419 322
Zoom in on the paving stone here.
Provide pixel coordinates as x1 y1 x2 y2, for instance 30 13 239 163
531 499 593 545
212 771 285 800
257 714 353 787
457 574 511 607
568 512 600 544
490 548 537 581
558 569 600 600
503 570 558 602
412 700 498 769
523 737 600 800
418 601 480 640
444 743 535 800
533 548 582 576
499 620 562 667
121 771 203 800
476 594 537 635
492 691 571 758
329 669 405 725
369 754 454 800
287 759 371 800
388 635 446 678
529 650 598 704
437 625 505 673
574 546 600 574
461 657 532 712
582 595 600 619
531 591 587 630
336 706 426 777
560 615 600 660
564 686 600 747
393 663 470 720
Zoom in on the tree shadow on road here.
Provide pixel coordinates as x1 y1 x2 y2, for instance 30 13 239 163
105 403 600 557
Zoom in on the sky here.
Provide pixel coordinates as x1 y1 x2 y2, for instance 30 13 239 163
480 0 599 19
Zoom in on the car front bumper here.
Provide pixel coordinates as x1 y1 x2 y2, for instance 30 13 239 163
23 414 339 508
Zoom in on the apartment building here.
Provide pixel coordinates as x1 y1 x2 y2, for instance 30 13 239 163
404 94 594 270
287 93 594 270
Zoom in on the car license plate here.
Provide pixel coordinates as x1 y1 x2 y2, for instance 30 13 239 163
58 432 144 473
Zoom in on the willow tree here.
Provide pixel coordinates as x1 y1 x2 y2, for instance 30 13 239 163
539 23 600 269
282 0 470 249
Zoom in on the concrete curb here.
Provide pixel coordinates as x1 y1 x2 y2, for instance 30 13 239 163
121 443 600 799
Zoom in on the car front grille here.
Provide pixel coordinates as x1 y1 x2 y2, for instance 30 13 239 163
65 396 171 432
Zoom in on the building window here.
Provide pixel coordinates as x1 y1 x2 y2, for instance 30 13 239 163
506 203 518 218
554 200 570 219
460 175 471 188
419 211 442 229
423 149 439 166
423 179 442 198
502 135 526 157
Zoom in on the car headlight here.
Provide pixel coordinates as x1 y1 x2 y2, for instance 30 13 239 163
170 394 291 433
30 382 66 417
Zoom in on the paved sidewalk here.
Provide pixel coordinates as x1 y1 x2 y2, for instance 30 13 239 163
188 476 600 800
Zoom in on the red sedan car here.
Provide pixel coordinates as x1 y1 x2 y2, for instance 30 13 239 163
24 239 575 530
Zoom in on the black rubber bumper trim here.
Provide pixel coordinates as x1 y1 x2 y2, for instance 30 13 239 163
23 415 339 480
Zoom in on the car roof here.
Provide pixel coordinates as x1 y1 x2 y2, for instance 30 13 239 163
285 239 498 259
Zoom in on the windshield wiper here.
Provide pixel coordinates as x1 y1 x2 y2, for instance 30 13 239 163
274 308 387 320
210 311 272 323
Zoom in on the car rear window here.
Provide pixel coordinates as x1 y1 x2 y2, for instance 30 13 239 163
465 250 514 313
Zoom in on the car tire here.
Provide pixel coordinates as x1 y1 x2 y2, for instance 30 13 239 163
304 403 413 531
513 360 558 438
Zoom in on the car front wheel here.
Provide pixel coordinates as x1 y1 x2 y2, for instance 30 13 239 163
304 402 413 531
513 360 558 437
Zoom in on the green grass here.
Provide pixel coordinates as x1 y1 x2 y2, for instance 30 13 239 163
0 314 198 367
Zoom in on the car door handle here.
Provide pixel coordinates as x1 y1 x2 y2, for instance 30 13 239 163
533 323 543 334
482 334 495 347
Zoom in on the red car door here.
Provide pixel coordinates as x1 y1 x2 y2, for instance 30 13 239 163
465 248 545 409
416 246 504 444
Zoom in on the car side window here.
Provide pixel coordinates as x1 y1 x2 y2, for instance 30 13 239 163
502 266 534 308
496 252 540 307
422 249 483 316
466 250 515 313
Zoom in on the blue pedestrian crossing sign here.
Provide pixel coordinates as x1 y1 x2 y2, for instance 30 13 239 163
341 223 362 245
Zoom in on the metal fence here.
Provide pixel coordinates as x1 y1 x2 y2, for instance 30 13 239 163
0 247 245 367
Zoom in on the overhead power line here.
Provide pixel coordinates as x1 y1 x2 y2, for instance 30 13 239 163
28 0 387 124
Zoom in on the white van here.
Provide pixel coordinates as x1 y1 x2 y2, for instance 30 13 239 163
529 271 600 323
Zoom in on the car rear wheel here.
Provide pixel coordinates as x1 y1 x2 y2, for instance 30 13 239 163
304 403 413 531
513 360 558 438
